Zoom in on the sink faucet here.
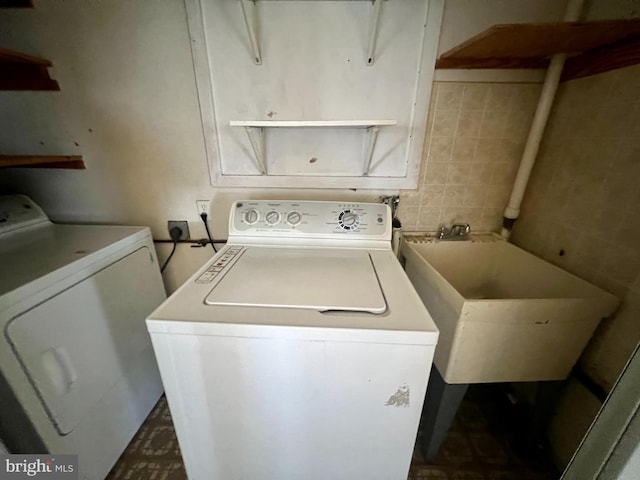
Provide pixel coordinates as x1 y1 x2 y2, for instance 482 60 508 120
437 223 470 240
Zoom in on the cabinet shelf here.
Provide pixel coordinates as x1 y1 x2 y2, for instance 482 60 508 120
0 155 85 169
230 120 397 176
229 120 397 128
0 0 33 7
436 19 640 81
0 47 59 90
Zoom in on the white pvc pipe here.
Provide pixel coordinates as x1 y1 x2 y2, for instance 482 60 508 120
502 54 566 221
501 0 584 238
563 0 586 21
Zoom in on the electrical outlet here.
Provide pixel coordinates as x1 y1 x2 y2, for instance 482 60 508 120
167 220 190 240
196 200 210 216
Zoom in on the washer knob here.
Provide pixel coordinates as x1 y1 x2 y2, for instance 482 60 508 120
243 209 259 225
286 211 302 226
338 210 360 230
265 210 281 226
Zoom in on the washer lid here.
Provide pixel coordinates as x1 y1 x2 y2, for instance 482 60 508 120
204 247 387 313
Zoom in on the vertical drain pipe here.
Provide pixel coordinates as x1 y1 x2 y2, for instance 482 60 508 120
501 0 584 239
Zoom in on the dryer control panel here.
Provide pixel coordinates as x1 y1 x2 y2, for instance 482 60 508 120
229 200 391 243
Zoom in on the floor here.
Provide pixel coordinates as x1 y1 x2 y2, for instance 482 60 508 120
106 386 559 480
409 385 559 480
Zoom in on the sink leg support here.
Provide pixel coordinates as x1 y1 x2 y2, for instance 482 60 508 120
419 366 469 462
526 381 564 451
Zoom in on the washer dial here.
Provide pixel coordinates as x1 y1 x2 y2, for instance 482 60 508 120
286 210 302 226
243 209 259 225
265 210 281 226
338 210 360 230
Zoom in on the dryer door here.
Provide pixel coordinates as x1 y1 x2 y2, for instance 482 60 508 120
6 246 165 435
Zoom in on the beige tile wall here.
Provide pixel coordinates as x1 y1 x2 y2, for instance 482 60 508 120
511 64 640 393
399 81 541 232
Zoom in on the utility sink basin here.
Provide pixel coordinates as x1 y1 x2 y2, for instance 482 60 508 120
401 235 619 384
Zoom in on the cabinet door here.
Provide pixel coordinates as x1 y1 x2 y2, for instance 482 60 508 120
7 246 165 435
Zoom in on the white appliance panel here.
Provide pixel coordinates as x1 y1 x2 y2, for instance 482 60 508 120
0 194 48 234
148 200 439 480
152 332 433 480
0 195 166 480
0 224 149 299
231 200 390 240
7 247 163 435
205 247 386 313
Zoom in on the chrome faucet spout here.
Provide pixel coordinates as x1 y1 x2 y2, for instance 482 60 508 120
452 223 470 235
437 223 471 240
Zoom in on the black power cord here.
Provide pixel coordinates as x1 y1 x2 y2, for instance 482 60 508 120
160 226 183 273
200 212 217 253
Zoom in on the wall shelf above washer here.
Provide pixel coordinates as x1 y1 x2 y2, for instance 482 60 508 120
229 120 397 128
435 19 640 80
230 120 397 176
186 0 443 189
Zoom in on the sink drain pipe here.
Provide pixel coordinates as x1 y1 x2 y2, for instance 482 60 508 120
501 0 584 239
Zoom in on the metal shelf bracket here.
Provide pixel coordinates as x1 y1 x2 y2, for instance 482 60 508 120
366 0 382 66
363 126 380 175
231 120 396 176
240 0 262 65
244 126 267 174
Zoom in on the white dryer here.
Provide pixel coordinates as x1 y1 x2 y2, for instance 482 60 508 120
147 200 439 480
0 195 165 479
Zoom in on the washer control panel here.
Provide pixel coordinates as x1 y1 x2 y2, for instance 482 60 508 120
196 245 244 284
230 200 390 239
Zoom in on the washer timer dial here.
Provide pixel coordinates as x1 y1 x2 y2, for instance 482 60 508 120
243 209 259 225
338 209 360 230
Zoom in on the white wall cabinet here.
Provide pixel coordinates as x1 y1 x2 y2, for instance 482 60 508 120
186 0 444 189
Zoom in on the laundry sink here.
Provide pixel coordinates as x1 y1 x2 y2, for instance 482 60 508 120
401 235 619 384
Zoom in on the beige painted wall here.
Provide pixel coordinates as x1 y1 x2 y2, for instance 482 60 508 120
512 63 640 467
0 0 565 293
0 1 397 293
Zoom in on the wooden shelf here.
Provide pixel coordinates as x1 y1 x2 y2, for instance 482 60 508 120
0 0 33 7
229 120 397 127
563 37 640 81
436 19 640 76
0 156 85 169
0 47 60 90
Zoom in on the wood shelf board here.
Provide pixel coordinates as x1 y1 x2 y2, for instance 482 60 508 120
563 37 640 81
439 19 640 61
0 47 59 91
229 120 398 127
0 64 60 90
0 47 52 66
0 0 33 7
436 57 549 70
0 156 85 169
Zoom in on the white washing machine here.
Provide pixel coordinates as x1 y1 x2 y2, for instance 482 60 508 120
0 195 165 479
147 200 439 480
